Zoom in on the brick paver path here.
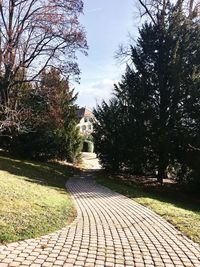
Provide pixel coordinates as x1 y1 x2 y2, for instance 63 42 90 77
0 172 200 267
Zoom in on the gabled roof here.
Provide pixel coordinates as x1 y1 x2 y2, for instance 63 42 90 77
77 107 94 119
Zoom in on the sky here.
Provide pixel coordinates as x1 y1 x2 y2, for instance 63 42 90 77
75 0 139 109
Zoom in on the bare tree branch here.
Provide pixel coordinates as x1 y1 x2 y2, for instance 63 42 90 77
0 0 88 106
138 0 157 24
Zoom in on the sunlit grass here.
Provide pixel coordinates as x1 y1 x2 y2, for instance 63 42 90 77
97 172 200 244
0 156 77 244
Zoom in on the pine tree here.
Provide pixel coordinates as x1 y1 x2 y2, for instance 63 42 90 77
93 99 124 172
94 0 200 185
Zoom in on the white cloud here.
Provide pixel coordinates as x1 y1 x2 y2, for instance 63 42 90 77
76 78 117 109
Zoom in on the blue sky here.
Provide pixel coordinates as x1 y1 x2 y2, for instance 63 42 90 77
75 0 139 109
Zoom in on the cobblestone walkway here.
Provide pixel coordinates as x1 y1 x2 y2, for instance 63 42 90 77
0 172 200 267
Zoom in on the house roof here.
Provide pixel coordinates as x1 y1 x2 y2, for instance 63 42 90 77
77 107 94 119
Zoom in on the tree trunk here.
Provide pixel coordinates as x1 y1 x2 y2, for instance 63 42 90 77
157 153 168 185
0 85 9 106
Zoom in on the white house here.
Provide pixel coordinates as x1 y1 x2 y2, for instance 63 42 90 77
77 107 95 136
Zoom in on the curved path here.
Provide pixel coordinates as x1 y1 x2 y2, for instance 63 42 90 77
0 172 200 267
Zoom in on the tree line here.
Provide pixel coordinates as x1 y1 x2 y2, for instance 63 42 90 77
93 0 200 185
0 0 87 161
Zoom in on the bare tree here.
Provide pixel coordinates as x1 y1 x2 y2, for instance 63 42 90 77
138 0 199 22
0 105 32 134
0 0 87 105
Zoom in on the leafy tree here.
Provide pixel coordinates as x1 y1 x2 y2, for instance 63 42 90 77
10 68 82 162
0 69 34 142
0 0 87 142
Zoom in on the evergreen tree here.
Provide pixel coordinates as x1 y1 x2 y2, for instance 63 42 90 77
11 68 82 162
94 0 200 185
93 99 124 172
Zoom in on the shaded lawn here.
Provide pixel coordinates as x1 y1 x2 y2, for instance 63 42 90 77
97 171 200 244
0 156 78 244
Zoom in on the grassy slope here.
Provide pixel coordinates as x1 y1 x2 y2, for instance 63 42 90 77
97 172 200 244
0 156 77 244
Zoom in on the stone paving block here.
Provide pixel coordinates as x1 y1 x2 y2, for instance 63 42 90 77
34 258 45 264
1 257 13 263
42 263 54 267
9 262 20 267
30 264 42 267
22 260 34 265
45 257 56 263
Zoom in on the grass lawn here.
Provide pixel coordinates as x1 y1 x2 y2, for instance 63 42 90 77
0 156 77 244
97 172 200 244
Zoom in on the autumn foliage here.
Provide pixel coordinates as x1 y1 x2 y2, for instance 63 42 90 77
0 0 87 160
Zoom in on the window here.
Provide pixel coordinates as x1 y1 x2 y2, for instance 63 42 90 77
82 125 86 131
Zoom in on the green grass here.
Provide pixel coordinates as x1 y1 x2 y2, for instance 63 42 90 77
97 172 200 244
0 156 78 244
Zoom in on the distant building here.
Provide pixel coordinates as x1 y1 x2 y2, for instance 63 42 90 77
77 107 95 136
